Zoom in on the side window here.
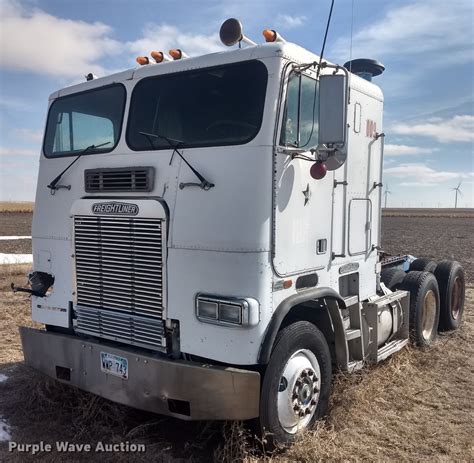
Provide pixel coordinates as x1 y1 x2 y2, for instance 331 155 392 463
280 72 319 149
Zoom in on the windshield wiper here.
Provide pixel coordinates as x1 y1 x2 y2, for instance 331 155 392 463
139 131 215 191
47 141 110 194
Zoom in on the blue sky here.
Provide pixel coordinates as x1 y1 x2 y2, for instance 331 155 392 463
0 0 473 206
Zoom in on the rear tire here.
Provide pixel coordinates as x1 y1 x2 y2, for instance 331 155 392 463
399 271 440 348
434 260 465 331
380 267 406 290
409 258 437 273
259 321 332 447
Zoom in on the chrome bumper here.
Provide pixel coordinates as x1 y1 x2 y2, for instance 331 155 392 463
20 327 260 420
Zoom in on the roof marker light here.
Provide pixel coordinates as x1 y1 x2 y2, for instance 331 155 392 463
151 51 171 63
136 56 150 66
169 49 189 60
262 29 286 43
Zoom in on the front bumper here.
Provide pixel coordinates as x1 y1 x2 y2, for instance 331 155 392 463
20 327 260 420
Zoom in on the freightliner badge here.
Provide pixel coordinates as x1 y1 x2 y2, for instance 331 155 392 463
91 202 139 215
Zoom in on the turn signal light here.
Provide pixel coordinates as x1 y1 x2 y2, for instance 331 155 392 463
136 56 149 65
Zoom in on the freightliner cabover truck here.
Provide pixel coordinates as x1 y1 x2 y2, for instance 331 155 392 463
15 18 466 445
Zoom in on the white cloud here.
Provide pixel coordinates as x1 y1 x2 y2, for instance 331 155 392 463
384 144 433 156
384 162 471 185
0 147 38 157
126 24 222 58
391 115 474 143
275 14 306 30
332 0 473 65
0 1 224 77
14 128 43 142
0 0 121 77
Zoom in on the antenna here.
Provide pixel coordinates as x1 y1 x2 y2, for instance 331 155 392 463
451 181 462 208
316 0 335 78
384 184 392 208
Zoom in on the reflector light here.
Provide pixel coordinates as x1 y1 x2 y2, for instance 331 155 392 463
283 279 293 289
136 56 149 65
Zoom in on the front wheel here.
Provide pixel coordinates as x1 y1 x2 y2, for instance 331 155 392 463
259 321 332 447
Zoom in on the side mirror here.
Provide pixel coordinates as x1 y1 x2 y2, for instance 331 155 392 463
318 74 347 147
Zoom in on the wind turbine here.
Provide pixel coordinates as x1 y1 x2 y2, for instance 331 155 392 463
451 182 462 208
384 184 392 208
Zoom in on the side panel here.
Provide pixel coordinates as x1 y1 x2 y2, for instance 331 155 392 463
348 198 372 255
329 85 384 301
273 158 333 275
167 248 273 365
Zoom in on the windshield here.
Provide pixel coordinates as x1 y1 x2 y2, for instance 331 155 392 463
126 60 268 150
43 84 125 157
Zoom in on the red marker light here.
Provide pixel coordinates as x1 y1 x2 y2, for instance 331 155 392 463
310 162 327 180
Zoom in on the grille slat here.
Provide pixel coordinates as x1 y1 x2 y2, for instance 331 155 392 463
74 214 165 350
76 307 166 350
76 271 163 287
84 167 154 192
77 288 162 306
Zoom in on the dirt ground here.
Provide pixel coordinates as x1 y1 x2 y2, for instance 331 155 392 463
0 211 473 462
0 213 32 254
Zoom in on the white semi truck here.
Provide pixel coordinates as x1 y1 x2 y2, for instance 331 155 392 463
15 18 466 445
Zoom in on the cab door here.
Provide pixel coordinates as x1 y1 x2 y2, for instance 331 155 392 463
273 69 333 276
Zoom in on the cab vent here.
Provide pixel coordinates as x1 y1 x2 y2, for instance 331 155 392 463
84 167 154 192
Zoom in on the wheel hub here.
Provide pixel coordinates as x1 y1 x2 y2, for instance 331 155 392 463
421 289 436 340
451 276 463 320
277 349 321 434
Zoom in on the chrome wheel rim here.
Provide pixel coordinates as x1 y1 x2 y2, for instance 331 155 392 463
277 349 321 434
422 289 437 340
451 276 463 320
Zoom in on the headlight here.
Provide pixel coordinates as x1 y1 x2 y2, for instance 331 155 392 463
196 295 259 327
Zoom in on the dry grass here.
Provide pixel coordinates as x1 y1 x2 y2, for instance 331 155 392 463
0 202 34 213
1 272 473 461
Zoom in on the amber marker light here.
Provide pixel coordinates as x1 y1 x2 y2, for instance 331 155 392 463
136 56 149 65
169 49 189 60
262 29 285 43
151 51 164 62
151 51 171 63
263 29 277 42
169 49 182 60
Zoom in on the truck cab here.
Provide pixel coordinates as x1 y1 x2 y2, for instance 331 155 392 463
18 19 463 446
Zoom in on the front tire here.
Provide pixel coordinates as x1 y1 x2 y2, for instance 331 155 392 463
259 321 332 447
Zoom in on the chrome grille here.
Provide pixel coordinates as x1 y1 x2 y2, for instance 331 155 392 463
75 307 166 350
74 215 166 349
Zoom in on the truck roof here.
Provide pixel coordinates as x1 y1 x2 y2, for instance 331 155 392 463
49 41 383 102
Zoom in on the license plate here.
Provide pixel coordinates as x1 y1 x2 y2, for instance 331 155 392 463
100 352 128 379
